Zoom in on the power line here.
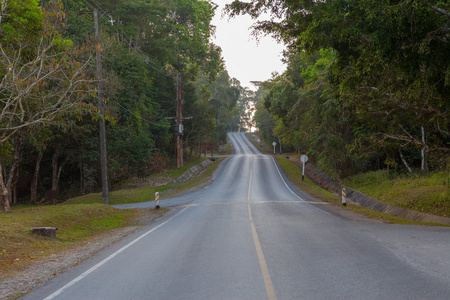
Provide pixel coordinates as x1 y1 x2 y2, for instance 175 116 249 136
83 0 170 77
79 0 180 128
1 0 182 130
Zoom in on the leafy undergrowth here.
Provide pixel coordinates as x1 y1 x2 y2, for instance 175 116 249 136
344 171 450 218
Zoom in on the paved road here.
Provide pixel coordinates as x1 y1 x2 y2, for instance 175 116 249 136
22 132 450 299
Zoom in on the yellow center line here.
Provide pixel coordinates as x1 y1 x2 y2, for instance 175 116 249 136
248 160 277 300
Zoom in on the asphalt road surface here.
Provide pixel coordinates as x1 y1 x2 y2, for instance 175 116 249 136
22 132 450 300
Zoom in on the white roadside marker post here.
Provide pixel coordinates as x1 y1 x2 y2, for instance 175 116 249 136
342 188 347 206
155 192 160 209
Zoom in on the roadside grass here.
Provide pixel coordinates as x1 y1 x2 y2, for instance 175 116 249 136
160 157 223 198
65 184 176 205
225 140 233 155
275 156 449 225
245 132 268 154
158 157 205 178
245 132 449 225
275 156 339 204
344 170 450 218
66 157 215 205
0 157 222 281
0 204 145 278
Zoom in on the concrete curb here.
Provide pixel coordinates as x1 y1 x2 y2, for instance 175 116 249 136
346 187 450 224
169 159 214 184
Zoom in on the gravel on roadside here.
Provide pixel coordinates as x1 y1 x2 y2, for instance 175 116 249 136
0 226 141 300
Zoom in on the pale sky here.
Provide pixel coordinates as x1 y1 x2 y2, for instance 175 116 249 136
211 0 286 90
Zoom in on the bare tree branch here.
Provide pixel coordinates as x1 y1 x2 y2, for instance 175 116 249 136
427 4 450 18
0 37 95 144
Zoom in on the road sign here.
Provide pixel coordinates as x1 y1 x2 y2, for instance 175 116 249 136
300 155 308 181
272 142 277 154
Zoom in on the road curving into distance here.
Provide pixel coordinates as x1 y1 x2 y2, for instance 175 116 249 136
22 132 450 300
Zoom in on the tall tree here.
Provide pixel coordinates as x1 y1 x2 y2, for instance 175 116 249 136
228 0 450 174
0 0 94 211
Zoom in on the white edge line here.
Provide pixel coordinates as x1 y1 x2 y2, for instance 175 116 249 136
270 156 304 201
270 156 331 216
43 207 190 300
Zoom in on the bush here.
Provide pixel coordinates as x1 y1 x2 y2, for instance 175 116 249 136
344 169 390 187
138 152 169 177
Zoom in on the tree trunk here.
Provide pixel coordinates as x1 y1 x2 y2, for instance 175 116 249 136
6 165 16 206
50 150 69 205
6 145 19 206
421 126 427 172
80 161 84 196
51 149 59 190
0 162 10 212
30 152 43 204
57 155 69 188
399 149 413 174
51 150 70 191
12 168 18 204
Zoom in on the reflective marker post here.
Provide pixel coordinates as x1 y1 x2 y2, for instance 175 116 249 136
155 192 160 209
342 188 347 206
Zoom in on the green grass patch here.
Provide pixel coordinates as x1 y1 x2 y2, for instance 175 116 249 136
161 158 223 198
225 141 233 155
160 157 205 178
275 156 449 225
344 170 450 218
0 204 143 279
275 156 340 205
245 132 267 154
67 158 222 205
65 184 176 205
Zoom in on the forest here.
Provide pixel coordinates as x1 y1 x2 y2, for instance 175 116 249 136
239 0 450 179
0 0 255 211
0 0 449 212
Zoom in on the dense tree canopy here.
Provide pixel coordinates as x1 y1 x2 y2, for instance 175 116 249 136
228 0 449 177
0 0 246 211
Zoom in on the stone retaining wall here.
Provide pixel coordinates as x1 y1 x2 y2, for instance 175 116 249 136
169 159 213 184
346 187 450 224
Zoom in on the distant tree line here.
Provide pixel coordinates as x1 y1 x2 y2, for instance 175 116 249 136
230 0 450 179
0 0 252 211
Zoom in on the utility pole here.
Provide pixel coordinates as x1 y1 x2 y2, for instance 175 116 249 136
166 74 191 168
176 74 183 168
94 9 109 204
